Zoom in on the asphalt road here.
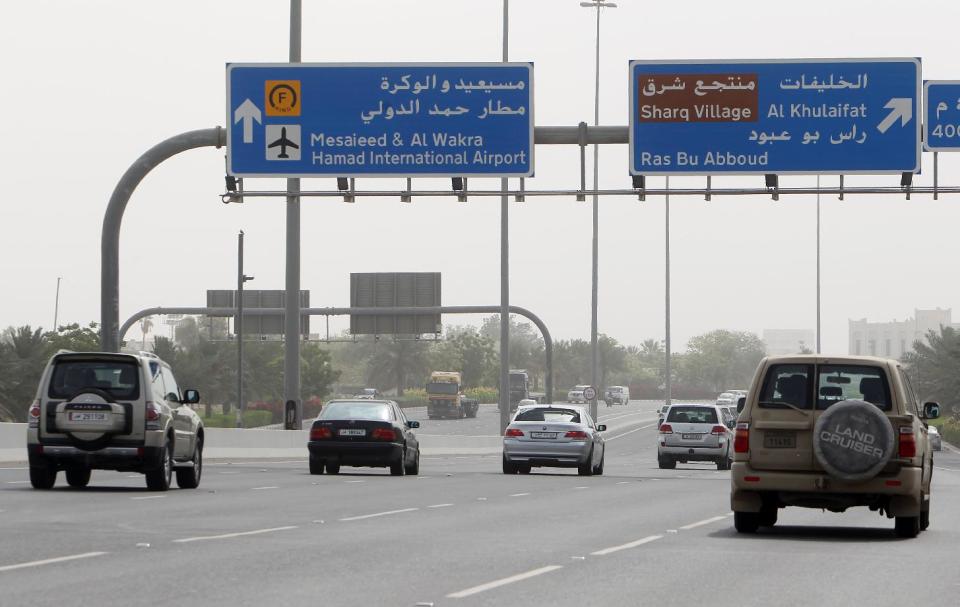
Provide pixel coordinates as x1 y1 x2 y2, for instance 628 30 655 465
2 401 959 607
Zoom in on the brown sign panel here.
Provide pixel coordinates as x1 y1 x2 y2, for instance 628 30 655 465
636 73 759 123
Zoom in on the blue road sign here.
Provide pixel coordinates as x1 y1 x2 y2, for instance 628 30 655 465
629 58 921 175
924 81 960 151
227 63 534 178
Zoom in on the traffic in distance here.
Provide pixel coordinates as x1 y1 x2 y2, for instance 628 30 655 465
23 348 943 541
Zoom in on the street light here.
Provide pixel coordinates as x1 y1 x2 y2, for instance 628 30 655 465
580 0 616 421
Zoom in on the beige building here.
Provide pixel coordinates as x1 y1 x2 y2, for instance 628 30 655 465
848 308 958 359
763 329 816 355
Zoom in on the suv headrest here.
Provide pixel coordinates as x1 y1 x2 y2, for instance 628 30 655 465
859 377 885 404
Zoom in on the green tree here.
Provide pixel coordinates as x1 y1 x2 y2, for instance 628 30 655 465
903 326 960 414
365 338 430 396
480 315 546 389
45 322 100 352
680 330 765 392
0 326 49 421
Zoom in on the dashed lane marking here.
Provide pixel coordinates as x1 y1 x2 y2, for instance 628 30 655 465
446 565 564 599
339 508 419 522
251 486 279 490
428 503 453 509
130 495 166 501
172 526 298 543
679 515 728 530
0 552 108 573
590 535 663 556
509 493 530 497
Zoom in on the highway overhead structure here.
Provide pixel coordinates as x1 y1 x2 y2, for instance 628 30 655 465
630 58 921 175
227 63 534 177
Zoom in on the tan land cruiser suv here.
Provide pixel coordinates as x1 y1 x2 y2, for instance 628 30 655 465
26 351 204 491
731 355 939 538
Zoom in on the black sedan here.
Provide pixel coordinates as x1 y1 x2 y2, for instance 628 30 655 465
308 400 420 476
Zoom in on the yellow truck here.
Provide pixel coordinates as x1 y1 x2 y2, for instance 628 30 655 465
426 371 479 419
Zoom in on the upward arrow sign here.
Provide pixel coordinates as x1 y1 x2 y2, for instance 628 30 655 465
877 98 912 134
234 99 262 144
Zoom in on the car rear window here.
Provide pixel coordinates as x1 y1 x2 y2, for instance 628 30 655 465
515 408 581 423
817 365 891 411
666 406 718 424
758 364 813 409
48 359 140 400
319 402 393 421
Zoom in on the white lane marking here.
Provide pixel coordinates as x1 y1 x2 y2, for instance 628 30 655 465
590 534 662 556
0 467 28 470
447 565 564 599
172 526 298 543
509 493 530 497
131 495 166 501
126 475 140 478
0 551 108 573
219 471 241 475
339 508 419 522
345 480 366 483
679 515 728 530
5 481 30 484
616 481 630 485
251 486 279 490
606 425 654 442
934 466 958 472
428 503 453 509
207 460 306 466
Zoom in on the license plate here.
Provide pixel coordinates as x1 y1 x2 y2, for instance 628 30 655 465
68 412 108 423
763 431 796 448
338 429 366 436
530 432 557 439
681 433 703 440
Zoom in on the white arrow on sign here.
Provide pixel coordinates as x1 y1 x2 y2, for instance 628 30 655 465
234 99 262 144
876 98 912 134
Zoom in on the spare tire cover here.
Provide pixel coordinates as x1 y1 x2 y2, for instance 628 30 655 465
813 399 894 481
65 389 114 451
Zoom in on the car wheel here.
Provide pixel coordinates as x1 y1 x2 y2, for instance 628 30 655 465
658 455 676 470
578 449 595 476
759 506 778 527
146 440 173 491
309 457 325 475
176 438 203 489
326 461 341 475
390 449 406 476
29 461 57 490
734 511 760 533
593 454 605 476
404 449 420 475
518 464 532 474
920 498 930 531
502 454 518 474
895 515 920 538
66 465 91 488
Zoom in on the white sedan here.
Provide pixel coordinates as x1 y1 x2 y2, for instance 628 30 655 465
502 405 606 476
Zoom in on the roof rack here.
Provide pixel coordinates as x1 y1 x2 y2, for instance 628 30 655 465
138 351 160 360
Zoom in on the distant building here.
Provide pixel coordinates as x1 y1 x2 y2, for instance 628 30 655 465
763 329 816 355
848 308 960 359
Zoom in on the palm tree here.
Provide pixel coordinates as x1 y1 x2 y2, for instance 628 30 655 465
139 317 154 349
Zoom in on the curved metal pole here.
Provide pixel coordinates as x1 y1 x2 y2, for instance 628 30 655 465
119 304 553 404
100 127 226 352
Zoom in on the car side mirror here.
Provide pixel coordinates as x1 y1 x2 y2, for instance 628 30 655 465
407 420 420 429
923 402 940 420
183 389 200 404
597 424 607 432
736 396 746 413
726 419 736 430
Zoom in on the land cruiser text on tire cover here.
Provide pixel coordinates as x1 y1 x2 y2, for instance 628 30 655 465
813 399 895 481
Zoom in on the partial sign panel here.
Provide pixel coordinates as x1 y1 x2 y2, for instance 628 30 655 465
924 81 960 151
349 273 440 336
227 63 534 177
630 58 921 175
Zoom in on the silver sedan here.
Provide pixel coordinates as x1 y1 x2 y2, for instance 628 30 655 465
502 405 606 476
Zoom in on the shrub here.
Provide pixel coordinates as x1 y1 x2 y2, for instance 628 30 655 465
940 418 960 447
201 410 274 428
465 386 498 403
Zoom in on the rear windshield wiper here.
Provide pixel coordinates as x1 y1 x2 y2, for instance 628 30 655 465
758 400 810 416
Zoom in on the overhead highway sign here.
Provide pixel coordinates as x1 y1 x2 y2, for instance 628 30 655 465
924 80 960 151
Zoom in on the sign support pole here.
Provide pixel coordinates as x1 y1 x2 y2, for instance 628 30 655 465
499 0 512 433
665 176 672 408
283 0 303 430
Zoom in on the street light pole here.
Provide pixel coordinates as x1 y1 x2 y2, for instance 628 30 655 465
499 0 512 433
580 0 616 421
816 175 821 354
53 276 62 332
665 176 671 407
237 230 254 428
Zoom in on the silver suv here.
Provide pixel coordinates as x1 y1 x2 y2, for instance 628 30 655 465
26 351 204 491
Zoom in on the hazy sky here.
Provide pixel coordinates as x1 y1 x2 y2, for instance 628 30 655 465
3 0 960 354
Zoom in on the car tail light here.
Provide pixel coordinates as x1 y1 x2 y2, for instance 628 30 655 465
659 424 673 434
711 425 727 435
565 430 589 439
145 401 161 430
28 400 41 428
898 426 916 458
310 426 332 440
734 422 750 453
371 428 397 441
504 428 524 437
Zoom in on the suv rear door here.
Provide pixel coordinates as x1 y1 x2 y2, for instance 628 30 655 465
749 363 815 471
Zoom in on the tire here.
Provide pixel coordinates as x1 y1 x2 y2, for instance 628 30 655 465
176 438 203 489
309 457 325 475
920 498 930 531
658 455 676 470
759 507 778 527
734 511 760 534
813 399 894 482
146 440 173 491
326 461 341 475
66 465 91 488
593 454 605 476
895 515 920 538
390 449 406 476
518 464 531 474
404 450 420 475
578 449 595 476
502 454 518 474
30 462 57 489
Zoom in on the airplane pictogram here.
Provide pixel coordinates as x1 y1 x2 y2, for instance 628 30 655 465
268 127 300 158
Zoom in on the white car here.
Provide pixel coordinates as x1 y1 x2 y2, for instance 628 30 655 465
929 425 942 451
567 384 591 404
657 403 732 470
503 405 606 475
